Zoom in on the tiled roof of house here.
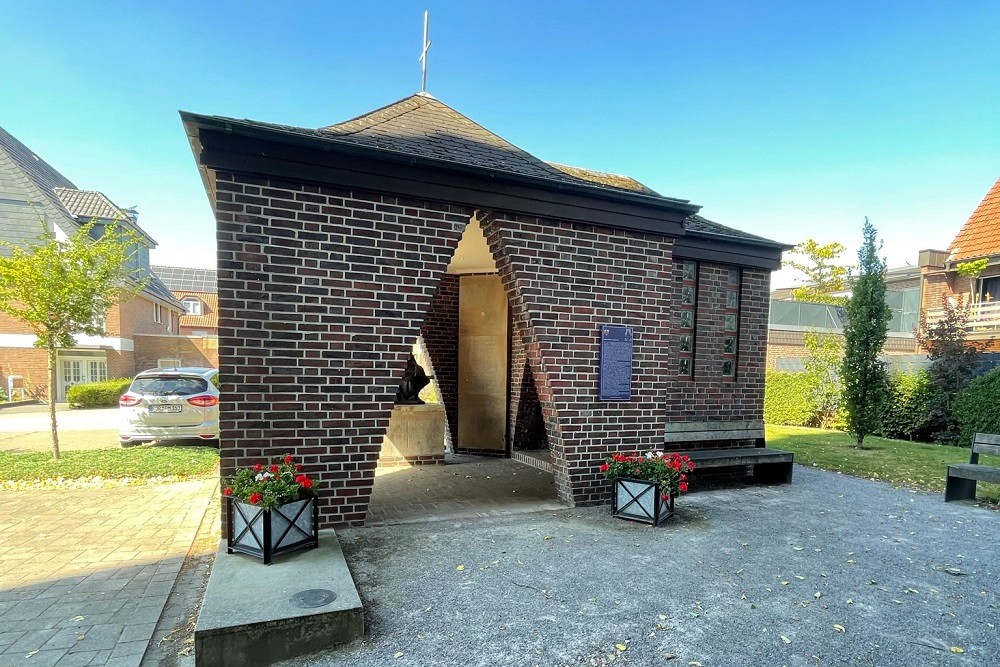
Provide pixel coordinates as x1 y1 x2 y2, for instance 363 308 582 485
948 176 1000 261
178 291 218 330
53 188 131 221
152 265 218 293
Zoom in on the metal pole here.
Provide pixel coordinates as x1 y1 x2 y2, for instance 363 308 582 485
421 10 429 92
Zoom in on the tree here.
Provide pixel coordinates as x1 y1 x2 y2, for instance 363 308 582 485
915 295 988 444
0 219 144 459
802 330 843 428
956 259 988 303
783 238 854 305
840 219 891 449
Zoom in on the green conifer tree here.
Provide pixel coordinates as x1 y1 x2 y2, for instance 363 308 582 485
841 219 891 449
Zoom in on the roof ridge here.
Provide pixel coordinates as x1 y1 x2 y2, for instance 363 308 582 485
320 93 430 134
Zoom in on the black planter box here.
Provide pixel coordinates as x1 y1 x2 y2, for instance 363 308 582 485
227 496 319 565
612 478 674 525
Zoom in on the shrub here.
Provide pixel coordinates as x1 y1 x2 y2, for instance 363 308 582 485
953 367 1000 447
764 371 818 426
67 377 132 408
878 371 935 441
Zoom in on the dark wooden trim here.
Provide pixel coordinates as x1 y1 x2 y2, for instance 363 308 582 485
673 236 784 270
196 129 692 236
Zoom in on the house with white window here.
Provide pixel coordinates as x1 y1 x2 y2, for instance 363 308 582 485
0 125 184 400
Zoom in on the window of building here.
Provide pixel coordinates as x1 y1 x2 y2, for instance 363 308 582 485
182 297 202 316
153 302 162 324
89 360 108 382
166 311 172 333
722 267 741 379
677 261 698 377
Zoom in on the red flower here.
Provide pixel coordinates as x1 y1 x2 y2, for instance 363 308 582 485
284 455 294 464
688 462 696 470
269 464 280 473
223 487 233 496
679 482 688 493
248 492 262 504
680 474 687 482
599 463 610 473
295 464 303 471
660 492 669 501
252 463 263 472
300 478 313 489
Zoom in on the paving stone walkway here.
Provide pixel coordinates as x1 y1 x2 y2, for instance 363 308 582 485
0 479 217 667
367 454 564 525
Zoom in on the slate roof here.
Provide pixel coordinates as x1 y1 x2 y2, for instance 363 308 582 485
53 188 131 221
186 93 786 249
0 125 178 307
683 214 782 245
152 265 218 293
0 126 76 195
948 176 1000 262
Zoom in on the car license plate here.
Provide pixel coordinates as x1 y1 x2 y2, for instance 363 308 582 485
150 404 183 413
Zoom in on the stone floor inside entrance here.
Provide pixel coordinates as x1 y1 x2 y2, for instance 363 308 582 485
366 454 563 526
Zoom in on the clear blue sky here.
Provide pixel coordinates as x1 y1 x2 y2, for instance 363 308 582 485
2 1 998 286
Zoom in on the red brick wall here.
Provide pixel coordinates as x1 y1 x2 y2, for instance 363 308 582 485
133 334 219 371
215 172 470 527
0 348 49 400
418 274 459 448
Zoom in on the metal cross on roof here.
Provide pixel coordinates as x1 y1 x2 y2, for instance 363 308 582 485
419 10 432 92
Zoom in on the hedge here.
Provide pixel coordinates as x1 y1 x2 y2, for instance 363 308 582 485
953 367 1000 447
878 370 935 442
67 377 133 409
764 371 818 426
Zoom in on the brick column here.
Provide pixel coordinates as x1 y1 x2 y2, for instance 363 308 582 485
215 172 471 527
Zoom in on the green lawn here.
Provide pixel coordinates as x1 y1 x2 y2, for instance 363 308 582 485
0 446 219 483
767 425 1000 505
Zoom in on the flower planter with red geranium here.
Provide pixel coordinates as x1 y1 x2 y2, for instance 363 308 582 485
601 451 695 525
223 455 319 565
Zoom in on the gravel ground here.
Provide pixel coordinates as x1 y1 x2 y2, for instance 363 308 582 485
280 466 998 667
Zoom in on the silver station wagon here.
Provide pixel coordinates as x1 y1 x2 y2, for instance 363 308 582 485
119 367 220 446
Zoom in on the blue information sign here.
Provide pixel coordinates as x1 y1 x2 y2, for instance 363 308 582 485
599 325 633 401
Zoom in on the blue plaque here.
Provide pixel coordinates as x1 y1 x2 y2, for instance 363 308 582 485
599 325 633 401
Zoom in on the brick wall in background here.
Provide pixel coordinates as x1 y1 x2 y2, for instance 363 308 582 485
133 334 219 371
215 171 470 528
418 273 459 449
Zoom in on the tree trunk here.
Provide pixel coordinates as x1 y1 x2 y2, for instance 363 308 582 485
855 434 865 450
47 347 60 460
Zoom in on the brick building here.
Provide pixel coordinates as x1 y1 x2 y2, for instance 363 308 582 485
0 126 183 400
919 176 1000 349
182 93 789 527
144 265 220 369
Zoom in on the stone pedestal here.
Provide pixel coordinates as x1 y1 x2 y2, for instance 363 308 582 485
379 403 446 466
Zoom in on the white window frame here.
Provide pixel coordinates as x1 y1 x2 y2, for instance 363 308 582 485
153 302 162 324
166 310 172 333
182 297 203 316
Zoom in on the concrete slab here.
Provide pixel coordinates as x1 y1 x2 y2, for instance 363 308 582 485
194 529 363 667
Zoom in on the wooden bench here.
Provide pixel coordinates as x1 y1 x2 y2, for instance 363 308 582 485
666 420 793 484
945 433 1000 502
675 447 795 484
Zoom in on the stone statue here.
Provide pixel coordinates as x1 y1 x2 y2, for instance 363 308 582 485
395 355 431 405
